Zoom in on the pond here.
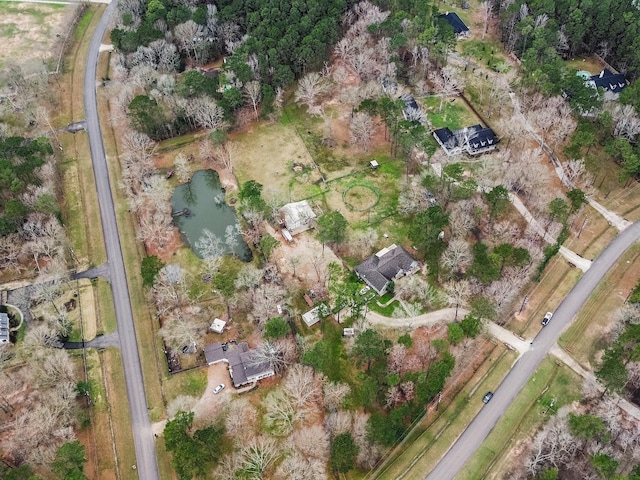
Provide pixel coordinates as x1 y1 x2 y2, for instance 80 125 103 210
171 170 252 261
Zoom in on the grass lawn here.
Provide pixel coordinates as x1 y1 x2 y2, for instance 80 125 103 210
456 357 582 479
423 96 479 130
96 277 117 334
163 369 208 404
460 39 508 70
374 345 516 480
559 243 640 369
565 56 604 75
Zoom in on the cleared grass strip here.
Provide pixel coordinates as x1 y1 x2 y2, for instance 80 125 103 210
455 357 582 479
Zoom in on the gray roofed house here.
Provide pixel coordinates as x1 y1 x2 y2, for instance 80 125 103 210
433 124 498 156
355 245 420 295
438 12 470 38
203 342 275 388
587 69 629 95
0 312 10 344
279 201 317 236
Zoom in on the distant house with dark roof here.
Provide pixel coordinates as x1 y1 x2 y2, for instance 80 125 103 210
204 342 275 388
433 124 499 156
587 69 629 96
0 313 9 344
438 12 470 39
355 245 420 295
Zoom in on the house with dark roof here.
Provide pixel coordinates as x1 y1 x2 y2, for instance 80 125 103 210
438 12 470 39
355 245 420 295
203 342 275 388
587 69 629 96
433 124 498 156
0 313 9 344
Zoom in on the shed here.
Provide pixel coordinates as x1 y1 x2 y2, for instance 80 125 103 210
343 328 355 337
302 307 320 327
210 318 226 334
370 160 379 169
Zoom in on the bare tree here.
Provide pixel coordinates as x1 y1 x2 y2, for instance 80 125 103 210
158 308 205 352
244 81 262 120
350 111 375 152
167 395 198 418
283 364 322 410
174 20 205 63
295 72 330 116
441 238 472 274
611 104 640 142
322 381 351 412
251 283 286 326
326 410 353 436
239 436 279 478
275 452 325 480
174 153 191 183
225 398 258 441
249 338 295 374
263 389 299 435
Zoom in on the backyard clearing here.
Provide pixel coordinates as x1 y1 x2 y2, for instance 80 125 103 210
231 120 323 202
0 2 68 79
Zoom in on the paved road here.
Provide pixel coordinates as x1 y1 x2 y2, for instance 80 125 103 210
425 220 640 480
84 3 160 478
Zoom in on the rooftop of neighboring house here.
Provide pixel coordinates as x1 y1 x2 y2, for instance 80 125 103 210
433 124 499 155
587 69 629 93
438 12 470 35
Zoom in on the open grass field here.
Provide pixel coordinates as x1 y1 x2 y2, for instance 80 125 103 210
456 357 582 479
0 2 66 79
559 243 640 369
565 56 605 75
374 345 516 480
231 117 324 202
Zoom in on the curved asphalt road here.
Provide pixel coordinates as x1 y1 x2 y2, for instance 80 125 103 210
84 3 160 479
425 220 640 480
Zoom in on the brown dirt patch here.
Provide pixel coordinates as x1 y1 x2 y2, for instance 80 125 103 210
0 3 67 78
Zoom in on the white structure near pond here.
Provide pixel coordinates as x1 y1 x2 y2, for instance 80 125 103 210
279 201 317 235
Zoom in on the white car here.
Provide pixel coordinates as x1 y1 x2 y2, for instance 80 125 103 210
542 312 553 326
359 286 371 295
213 384 225 394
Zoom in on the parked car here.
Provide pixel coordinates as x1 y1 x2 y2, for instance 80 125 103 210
482 391 494 404
542 311 553 326
213 384 225 394
359 286 371 295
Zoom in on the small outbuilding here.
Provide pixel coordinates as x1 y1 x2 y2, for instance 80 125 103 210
210 318 226 334
302 307 321 327
279 201 317 236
